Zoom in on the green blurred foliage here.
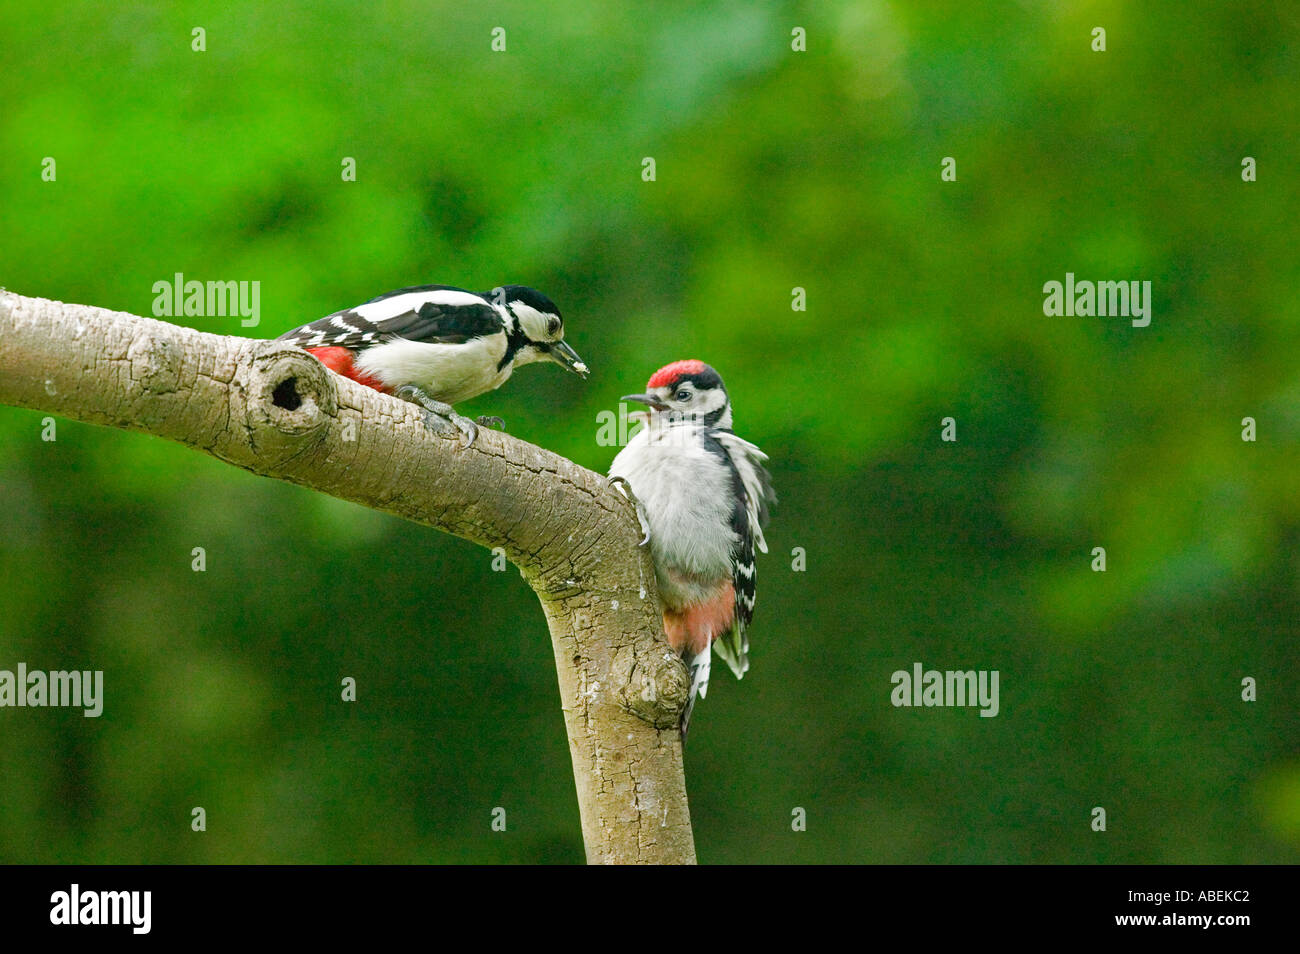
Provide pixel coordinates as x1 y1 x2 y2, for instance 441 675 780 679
0 0 1296 863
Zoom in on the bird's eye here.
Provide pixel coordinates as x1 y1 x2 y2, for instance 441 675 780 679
675 389 692 402
547 317 560 335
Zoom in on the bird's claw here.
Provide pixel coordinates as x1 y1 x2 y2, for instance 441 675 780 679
450 414 478 445
420 410 477 445
420 409 454 435
475 415 506 431
608 476 651 546
397 385 478 447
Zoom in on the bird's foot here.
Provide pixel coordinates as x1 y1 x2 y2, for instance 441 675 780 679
608 475 651 546
475 415 506 431
395 385 478 446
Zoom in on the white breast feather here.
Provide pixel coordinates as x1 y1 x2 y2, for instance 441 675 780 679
354 335 510 404
610 422 737 609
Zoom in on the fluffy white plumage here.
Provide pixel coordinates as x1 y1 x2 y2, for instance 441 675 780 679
610 415 739 609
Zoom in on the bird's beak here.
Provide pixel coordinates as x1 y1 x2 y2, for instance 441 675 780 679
621 392 669 410
549 340 589 378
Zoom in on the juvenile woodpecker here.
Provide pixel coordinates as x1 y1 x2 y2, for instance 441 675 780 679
608 360 775 738
276 284 588 443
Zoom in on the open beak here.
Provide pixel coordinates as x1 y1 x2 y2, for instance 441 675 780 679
621 392 669 410
549 340 589 378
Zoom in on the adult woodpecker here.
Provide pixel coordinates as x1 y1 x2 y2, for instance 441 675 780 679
608 360 775 738
276 284 588 443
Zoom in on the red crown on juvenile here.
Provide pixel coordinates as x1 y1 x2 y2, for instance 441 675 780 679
647 359 710 389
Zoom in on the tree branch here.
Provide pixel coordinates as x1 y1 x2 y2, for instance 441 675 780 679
0 291 695 865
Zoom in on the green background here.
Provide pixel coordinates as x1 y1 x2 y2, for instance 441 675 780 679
0 1 1296 863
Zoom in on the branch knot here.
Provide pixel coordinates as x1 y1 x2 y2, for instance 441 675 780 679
246 345 337 461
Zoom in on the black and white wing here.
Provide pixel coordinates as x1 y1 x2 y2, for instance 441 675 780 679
711 430 776 680
276 285 504 351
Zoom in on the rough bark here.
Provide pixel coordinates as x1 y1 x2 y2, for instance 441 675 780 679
0 291 695 865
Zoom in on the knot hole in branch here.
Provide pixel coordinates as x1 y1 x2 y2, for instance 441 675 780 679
248 346 338 453
272 376 302 411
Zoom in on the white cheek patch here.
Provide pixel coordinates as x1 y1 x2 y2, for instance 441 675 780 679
510 303 552 340
673 388 723 416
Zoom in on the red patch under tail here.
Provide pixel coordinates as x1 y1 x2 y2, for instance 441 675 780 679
662 581 736 657
305 347 390 393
